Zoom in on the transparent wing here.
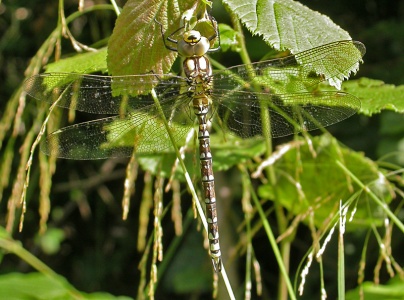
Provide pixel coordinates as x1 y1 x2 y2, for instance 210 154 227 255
212 91 360 138
210 40 364 138
212 40 366 94
24 40 366 158
23 72 188 114
42 93 196 159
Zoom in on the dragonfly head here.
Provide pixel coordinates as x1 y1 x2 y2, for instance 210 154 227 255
183 30 202 44
178 30 210 57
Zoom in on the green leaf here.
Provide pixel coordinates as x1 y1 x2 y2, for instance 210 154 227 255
217 23 240 52
107 0 196 77
342 78 404 116
222 0 352 52
222 0 363 88
45 48 108 74
248 40 365 93
258 134 391 228
211 135 266 171
0 273 133 300
346 276 404 300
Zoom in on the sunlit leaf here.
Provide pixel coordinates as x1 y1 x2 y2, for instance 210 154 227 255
45 48 108 74
342 78 404 116
107 0 200 77
346 276 404 300
222 0 363 88
222 0 351 51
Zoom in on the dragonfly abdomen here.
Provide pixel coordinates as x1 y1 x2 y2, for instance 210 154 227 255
193 95 222 272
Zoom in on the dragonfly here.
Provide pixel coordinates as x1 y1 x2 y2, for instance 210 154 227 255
23 18 366 272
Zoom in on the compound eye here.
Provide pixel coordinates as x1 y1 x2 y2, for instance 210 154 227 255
183 30 201 44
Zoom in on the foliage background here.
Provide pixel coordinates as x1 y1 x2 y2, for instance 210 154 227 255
0 0 403 299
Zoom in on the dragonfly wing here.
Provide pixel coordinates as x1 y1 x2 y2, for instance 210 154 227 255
212 40 366 94
212 90 361 139
43 94 195 159
23 73 188 114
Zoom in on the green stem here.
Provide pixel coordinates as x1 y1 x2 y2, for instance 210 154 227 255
338 202 346 300
109 0 121 15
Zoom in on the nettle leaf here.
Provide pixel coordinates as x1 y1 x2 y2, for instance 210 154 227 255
258 135 392 229
223 0 351 51
342 78 404 116
222 0 362 88
107 0 196 77
45 48 108 74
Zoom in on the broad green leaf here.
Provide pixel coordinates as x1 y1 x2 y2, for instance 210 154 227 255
247 40 365 93
102 111 190 152
0 273 133 300
45 48 108 74
258 134 392 229
211 135 266 171
346 276 404 300
342 78 404 116
107 0 202 77
222 0 362 88
222 0 351 51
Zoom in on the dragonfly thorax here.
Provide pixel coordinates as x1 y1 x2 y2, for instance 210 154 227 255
178 30 210 57
183 56 212 86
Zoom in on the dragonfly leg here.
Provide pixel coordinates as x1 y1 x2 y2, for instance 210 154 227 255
206 15 221 53
154 18 182 52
